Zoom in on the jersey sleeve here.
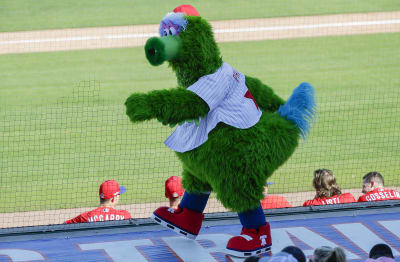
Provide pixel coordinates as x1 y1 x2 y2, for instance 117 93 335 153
123 210 132 219
342 193 356 203
64 212 88 224
358 194 367 202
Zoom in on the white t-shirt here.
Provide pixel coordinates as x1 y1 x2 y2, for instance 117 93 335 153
164 62 262 152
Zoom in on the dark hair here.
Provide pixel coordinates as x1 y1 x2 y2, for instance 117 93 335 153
244 256 260 262
282 246 306 262
100 197 113 205
369 243 394 259
363 172 384 186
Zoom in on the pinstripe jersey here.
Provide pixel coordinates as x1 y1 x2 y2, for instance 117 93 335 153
164 62 262 153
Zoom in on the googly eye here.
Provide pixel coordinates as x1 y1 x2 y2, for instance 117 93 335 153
163 29 169 36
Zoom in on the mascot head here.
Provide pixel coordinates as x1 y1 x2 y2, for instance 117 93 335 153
144 5 223 87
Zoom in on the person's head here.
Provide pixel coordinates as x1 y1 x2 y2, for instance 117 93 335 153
264 181 275 195
282 246 306 262
244 256 261 262
165 176 184 209
313 169 342 198
362 172 384 194
310 246 346 262
99 180 126 208
369 243 394 259
259 252 298 262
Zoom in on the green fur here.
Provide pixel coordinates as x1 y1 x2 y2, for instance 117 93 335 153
126 15 301 212
169 16 223 87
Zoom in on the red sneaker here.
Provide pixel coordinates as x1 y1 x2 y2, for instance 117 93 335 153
225 223 272 257
151 206 204 240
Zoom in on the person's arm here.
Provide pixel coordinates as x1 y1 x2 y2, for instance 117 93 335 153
65 214 84 224
123 210 132 220
357 194 367 202
345 193 356 203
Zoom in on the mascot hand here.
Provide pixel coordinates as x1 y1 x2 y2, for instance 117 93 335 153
125 93 153 122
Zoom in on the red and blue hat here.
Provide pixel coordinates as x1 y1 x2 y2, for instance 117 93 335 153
99 180 126 199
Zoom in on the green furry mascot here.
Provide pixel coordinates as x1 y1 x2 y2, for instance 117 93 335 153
125 5 315 257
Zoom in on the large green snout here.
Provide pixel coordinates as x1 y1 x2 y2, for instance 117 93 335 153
144 36 181 66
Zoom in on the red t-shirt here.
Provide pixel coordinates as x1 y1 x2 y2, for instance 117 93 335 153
65 207 131 224
303 193 356 206
261 195 292 209
358 188 400 202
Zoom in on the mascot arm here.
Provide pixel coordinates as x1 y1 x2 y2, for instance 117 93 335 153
245 76 285 112
125 88 209 125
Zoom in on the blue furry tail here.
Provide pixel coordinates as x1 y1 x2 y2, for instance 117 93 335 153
277 82 316 139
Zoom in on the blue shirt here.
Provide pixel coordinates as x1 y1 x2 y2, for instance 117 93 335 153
164 62 262 153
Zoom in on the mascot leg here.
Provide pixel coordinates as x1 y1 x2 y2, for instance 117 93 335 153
152 192 208 239
152 171 210 240
225 205 271 257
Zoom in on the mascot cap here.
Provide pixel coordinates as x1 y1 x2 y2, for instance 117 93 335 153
173 5 200 16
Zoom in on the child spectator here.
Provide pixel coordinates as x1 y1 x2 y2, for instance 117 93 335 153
261 182 292 209
310 246 346 262
165 176 184 209
65 180 131 224
358 172 400 202
303 169 356 206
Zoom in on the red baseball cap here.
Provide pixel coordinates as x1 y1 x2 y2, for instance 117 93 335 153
99 180 126 199
165 176 184 198
173 5 200 16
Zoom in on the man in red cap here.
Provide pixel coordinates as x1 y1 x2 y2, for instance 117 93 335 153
165 176 185 209
65 180 131 224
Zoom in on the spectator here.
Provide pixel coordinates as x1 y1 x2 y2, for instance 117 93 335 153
358 172 400 202
165 176 184 209
254 246 305 262
303 169 356 206
65 180 131 224
261 182 292 209
259 252 298 262
282 246 306 262
365 243 395 262
244 256 261 262
310 246 346 262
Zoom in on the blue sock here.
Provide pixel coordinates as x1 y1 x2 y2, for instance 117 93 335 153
238 205 266 229
179 192 210 213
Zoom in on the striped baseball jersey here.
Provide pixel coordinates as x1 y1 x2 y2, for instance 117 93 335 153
303 193 356 206
358 188 400 202
164 62 262 153
64 207 131 224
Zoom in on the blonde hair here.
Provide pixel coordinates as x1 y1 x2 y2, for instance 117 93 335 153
313 169 342 198
312 246 346 262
